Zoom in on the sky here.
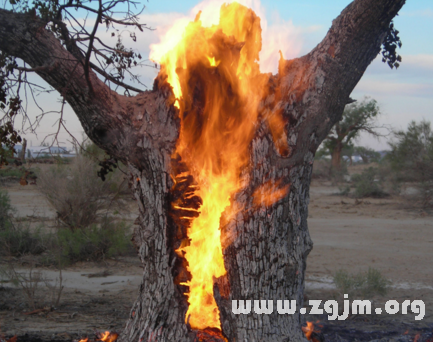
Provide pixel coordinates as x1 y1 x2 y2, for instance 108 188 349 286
19 0 433 151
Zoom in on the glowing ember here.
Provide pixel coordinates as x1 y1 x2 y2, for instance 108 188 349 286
154 2 288 330
302 321 315 340
302 321 322 342
253 179 290 207
78 331 118 342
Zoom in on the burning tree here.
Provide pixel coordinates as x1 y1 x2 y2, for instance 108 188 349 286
0 0 405 341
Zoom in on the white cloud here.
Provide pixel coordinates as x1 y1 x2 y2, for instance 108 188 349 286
403 54 433 70
355 79 432 98
400 8 433 17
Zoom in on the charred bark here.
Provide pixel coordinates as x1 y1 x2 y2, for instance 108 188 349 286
0 0 406 341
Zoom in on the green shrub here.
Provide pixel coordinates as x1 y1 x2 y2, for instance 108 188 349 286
338 185 351 196
0 168 25 178
0 188 14 229
0 225 46 256
387 120 433 208
334 267 390 298
351 167 388 198
0 189 46 256
57 219 131 263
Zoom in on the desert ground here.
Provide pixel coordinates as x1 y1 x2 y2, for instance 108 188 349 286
0 164 432 341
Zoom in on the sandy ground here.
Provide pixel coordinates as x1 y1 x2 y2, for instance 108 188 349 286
0 166 432 340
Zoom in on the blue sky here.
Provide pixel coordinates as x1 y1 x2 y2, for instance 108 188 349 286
22 0 433 150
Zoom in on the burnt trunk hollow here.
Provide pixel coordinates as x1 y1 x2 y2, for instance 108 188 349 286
119 116 315 342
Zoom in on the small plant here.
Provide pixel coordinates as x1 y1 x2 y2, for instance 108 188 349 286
0 225 46 256
338 185 351 196
351 167 388 198
5 266 43 310
387 120 433 208
57 219 131 263
0 167 25 178
1 262 64 309
334 267 391 298
0 188 14 229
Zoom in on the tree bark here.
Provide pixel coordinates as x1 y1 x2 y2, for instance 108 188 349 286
0 0 406 341
331 142 343 170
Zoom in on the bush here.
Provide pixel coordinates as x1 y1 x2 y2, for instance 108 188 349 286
0 189 45 256
0 188 14 229
37 154 127 229
0 225 46 256
351 167 388 198
312 159 349 183
0 167 25 178
312 159 332 180
334 267 390 298
330 161 348 185
57 219 131 263
387 120 433 208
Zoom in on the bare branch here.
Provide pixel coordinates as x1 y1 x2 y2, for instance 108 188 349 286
89 61 144 93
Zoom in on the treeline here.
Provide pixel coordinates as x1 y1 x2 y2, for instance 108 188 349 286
314 115 433 209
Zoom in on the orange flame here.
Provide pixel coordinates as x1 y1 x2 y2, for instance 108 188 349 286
98 331 118 342
302 321 315 340
253 179 290 207
156 2 288 330
77 331 118 342
302 321 322 341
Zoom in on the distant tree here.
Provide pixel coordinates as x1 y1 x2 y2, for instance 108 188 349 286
355 146 382 164
322 98 384 170
387 120 433 207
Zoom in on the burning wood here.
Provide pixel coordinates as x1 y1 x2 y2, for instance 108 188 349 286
302 321 324 342
152 2 293 331
77 331 118 342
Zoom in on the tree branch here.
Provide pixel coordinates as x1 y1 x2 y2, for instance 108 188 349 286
84 0 103 93
0 9 133 157
274 0 405 161
89 61 144 93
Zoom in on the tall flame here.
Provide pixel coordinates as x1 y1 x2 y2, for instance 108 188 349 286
155 2 286 330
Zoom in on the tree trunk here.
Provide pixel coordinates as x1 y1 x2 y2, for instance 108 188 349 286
18 138 27 162
331 142 343 171
0 0 406 341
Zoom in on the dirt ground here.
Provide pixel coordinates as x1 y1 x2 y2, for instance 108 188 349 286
0 164 432 341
